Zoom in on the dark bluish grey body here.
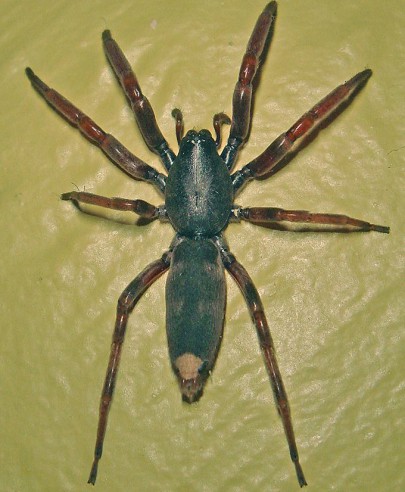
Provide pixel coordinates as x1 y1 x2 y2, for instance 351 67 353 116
165 130 233 401
165 130 233 236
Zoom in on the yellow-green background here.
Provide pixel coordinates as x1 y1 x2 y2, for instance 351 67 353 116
1 1 403 491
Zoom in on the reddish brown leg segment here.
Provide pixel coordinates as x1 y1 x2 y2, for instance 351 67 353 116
25 68 166 192
88 255 171 485
222 1 277 169
223 252 307 488
102 30 175 170
232 69 373 192
240 207 390 233
61 191 159 219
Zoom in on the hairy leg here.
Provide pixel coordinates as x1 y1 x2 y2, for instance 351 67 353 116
221 2 277 170
88 254 171 484
219 241 307 487
25 68 166 193
232 70 372 193
236 206 389 233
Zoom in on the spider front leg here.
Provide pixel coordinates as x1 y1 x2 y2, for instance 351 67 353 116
237 206 390 233
219 244 307 488
88 253 171 485
61 191 161 220
232 69 372 193
25 68 166 193
102 30 175 171
221 1 277 170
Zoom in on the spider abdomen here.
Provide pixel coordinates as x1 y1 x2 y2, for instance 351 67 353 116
165 236 225 402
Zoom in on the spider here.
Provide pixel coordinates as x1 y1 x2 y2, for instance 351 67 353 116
25 1 389 487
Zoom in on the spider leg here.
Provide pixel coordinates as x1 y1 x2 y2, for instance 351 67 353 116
237 206 390 233
88 253 171 485
25 68 166 194
219 243 307 488
232 69 372 193
61 191 162 220
221 1 277 170
102 30 176 171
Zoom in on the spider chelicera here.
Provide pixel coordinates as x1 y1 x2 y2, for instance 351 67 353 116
26 1 389 487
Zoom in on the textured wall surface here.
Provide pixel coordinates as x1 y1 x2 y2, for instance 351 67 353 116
1 1 403 491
